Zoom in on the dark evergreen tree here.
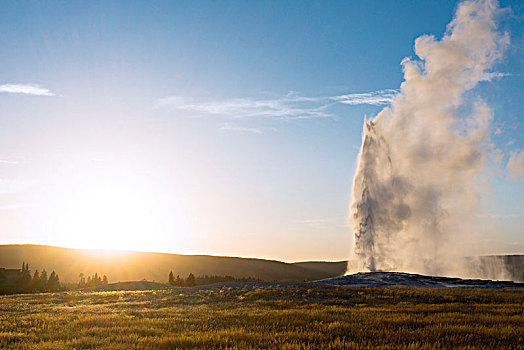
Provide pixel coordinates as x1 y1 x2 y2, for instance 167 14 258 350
102 275 108 285
40 269 48 291
175 275 183 286
186 273 196 287
31 270 40 292
193 274 236 286
78 273 85 288
48 271 60 292
17 261 32 292
169 271 175 285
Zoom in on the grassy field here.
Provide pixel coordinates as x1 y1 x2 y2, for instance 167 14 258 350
0 283 522 349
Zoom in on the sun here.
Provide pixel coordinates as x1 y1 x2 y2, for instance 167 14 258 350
35 166 184 252
57 180 158 250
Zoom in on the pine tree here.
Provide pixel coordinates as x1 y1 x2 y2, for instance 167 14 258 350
40 269 48 291
186 273 196 287
31 270 40 292
48 271 60 292
169 271 175 285
175 275 183 286
78 273 85 288
18 262 32 292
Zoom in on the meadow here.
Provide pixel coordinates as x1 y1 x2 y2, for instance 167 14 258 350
0 283 522 349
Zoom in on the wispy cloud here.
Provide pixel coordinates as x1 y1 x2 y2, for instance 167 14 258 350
157 95 332 120
0 83 54 96
156 89 407 120
479 72 512 82
0 159 20 165
330 89 398 106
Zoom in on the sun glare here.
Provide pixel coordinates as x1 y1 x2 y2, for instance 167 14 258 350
33 166 184 252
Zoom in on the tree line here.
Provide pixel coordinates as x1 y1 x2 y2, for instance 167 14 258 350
7 262 61 293
168 271 259 287
77 272 108 289
0 262 111 295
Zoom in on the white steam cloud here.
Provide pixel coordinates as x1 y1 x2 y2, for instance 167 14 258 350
349 0 509 277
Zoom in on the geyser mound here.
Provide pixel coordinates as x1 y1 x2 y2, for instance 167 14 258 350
349 0 510 278
316 272 524 289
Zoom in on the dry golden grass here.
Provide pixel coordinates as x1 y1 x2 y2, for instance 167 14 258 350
0 284 522 349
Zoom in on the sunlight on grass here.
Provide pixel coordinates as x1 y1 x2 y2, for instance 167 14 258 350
0 286 522 349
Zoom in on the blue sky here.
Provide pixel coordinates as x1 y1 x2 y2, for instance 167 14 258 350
0 0 523 261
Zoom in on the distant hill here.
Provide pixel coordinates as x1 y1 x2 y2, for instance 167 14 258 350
291 261 348 276
0 245 347 284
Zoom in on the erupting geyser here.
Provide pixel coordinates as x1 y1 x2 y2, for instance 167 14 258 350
350 0 509 277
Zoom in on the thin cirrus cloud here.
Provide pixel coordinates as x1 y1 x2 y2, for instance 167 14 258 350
156 89 400 120
157 95 332 120
0 83 54 96
479 72 512 82
330 89 399 106
0 159 20 165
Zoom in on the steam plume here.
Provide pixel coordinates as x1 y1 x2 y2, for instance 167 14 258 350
349 0 509 277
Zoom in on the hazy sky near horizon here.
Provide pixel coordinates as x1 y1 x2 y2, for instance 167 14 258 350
0 0 523 261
